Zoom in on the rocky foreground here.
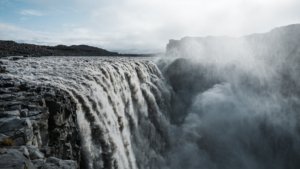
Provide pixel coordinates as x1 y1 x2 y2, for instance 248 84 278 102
0 61 81 169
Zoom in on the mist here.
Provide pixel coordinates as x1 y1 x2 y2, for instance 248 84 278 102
157 24 300 169
2 0 300 168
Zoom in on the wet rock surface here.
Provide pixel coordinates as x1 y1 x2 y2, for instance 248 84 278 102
0 56 173 169
0 71 80 168
0 148 36 169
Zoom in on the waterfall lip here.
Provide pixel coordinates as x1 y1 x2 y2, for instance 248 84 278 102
1 56 172 169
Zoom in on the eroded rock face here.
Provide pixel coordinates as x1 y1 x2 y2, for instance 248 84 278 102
0 148 36 169
33 157 78 169
0 75 80 168
158 58 220 124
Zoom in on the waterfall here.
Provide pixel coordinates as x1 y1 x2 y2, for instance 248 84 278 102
3 57 171 169
3 49 300 169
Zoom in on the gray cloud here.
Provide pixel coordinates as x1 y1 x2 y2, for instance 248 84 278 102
20 9 44 16
2 0 300 53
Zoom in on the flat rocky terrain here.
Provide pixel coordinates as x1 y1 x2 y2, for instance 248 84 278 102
0 40 120 57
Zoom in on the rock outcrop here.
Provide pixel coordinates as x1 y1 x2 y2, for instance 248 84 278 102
0 68 81 168
166 24 300 62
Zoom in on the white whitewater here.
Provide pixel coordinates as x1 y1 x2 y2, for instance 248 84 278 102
3 57 171 169
3 53 300 169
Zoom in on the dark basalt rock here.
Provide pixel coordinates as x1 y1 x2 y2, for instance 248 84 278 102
0 66 6 73
0 148 36 169
33 157 78 169
0 60 6 73
0 75 81 168
160 58 219 124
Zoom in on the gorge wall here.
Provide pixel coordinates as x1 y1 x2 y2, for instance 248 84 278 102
159 24 300 169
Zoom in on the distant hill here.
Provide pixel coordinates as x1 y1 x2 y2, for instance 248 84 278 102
0 41 134 56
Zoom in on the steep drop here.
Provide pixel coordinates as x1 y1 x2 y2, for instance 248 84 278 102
2 57 172 169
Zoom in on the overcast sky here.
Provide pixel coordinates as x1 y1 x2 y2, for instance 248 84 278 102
0 0 300 53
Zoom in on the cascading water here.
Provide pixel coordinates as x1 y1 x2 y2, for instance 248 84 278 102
3 26 300 169
3 57 171 169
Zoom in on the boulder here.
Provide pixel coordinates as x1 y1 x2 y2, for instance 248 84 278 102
18 146 30 157
27 145 45 160
0 117 24 134
32 159 45 168
0 116 34 146
0 110 20 118
42 157 78 169
0 148 35 169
